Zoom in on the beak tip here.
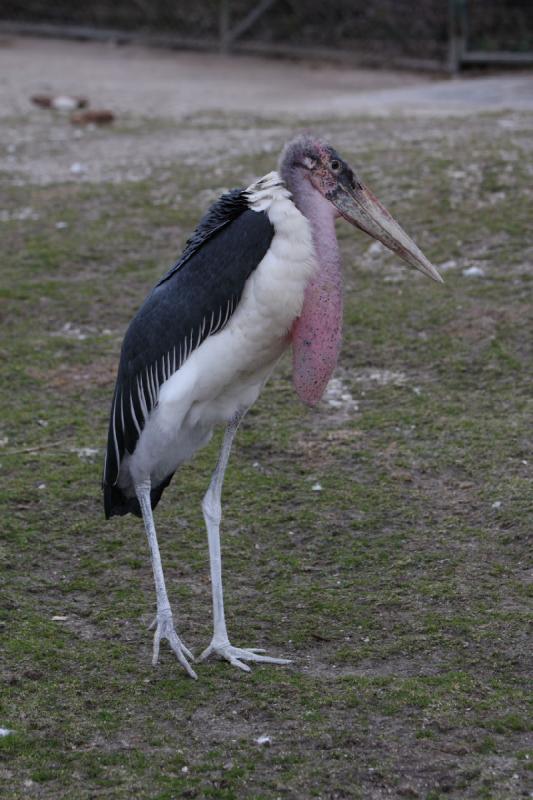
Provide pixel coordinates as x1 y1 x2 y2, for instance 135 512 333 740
420 260 444 284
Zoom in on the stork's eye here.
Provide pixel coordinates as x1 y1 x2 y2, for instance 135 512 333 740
330 160 340 171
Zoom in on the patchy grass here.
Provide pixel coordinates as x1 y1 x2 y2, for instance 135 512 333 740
1 108 532 800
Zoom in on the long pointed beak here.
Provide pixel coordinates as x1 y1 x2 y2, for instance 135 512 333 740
328 179 443 283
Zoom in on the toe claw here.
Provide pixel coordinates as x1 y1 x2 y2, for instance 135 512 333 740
231 658 251 672
249 654 292 665
177 653 198 680
198 645 212 662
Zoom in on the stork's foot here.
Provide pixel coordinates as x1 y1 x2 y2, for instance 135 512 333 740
199 640 292 673
149 610 197 679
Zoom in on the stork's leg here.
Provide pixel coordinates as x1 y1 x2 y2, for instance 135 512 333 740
135 480 197 679
199 411 292 673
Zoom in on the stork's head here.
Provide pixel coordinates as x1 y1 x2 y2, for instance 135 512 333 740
279 134 442 283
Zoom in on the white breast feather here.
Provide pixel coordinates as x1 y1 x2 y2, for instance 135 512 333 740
121 172 317 489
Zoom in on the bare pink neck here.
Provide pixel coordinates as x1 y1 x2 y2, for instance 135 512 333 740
291 174 341 270
288 175 344 406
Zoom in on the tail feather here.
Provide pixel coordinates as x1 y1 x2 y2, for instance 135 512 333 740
103 473 175 519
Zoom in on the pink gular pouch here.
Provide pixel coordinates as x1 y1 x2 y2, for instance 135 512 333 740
286 135 443 408
291 261 343 407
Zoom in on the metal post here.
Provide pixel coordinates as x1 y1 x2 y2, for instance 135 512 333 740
447 0 467 75
219 0 230 54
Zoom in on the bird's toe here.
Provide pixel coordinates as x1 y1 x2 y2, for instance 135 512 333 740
151 611 196 678
229 657 251 672
200 641 291 671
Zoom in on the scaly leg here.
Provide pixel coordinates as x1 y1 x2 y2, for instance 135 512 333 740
199 411 292 673
136 480 197 679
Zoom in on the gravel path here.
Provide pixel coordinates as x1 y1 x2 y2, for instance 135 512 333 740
2 35 532 190
1 35 532 122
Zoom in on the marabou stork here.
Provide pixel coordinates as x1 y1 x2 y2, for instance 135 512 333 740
103 135 442 679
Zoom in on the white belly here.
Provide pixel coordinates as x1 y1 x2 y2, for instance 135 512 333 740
120 183 317 492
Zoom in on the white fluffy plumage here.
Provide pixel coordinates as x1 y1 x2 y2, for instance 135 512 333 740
119 172 317 494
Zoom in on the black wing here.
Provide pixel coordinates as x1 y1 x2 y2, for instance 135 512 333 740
103 188 275 514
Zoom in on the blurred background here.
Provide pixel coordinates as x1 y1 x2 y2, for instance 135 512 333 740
2 0 533 72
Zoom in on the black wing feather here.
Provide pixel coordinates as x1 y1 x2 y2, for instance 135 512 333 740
155 188 251 287
103 189 275 516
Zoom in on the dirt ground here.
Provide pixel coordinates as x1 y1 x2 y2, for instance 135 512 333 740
1 36 532 189
0 36 433 120
1 36 532 800
2 36 533 123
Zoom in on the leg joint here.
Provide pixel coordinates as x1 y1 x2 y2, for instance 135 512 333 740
135 479 151 495
202 490 221 526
